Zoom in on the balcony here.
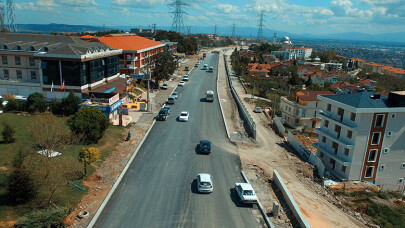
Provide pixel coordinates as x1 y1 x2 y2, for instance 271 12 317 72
318 110 357 129
313 143 351 166
119 64 135 69
315 128 354 148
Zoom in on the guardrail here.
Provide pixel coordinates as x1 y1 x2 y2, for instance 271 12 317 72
223 54 256 139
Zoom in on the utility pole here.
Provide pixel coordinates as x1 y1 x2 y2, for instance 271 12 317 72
146 57 151 113
214 24 217 35
257 10 265 43
152 23 156 36
232 23 236 37
169 0 188 34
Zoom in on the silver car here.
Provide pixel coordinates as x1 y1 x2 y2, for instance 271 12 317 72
197 173 213 193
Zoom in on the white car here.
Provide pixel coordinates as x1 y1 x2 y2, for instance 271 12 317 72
197 173 213 193
183 76 189 81
179 81 185 86
178 111 189 122
171 92 178 99
235 183 258 204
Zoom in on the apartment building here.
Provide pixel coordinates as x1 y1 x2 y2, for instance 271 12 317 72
272 47 312 60
0 33 122 99
314 91 405 191
98 34 165 75
280 91 335 129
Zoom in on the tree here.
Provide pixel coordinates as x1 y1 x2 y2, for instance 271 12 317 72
50 99 62 115
305 76 313 87
79 147 100 176
288 66 303 86
16 207 70 228
27 92 48 113
61 91 82 116
2 121 15 143
151 51 177 85
6 168 38 204
67 106 110 144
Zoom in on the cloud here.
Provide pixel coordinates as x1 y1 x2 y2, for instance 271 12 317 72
112 0 166 8
16 0 98 12
213 4 240 14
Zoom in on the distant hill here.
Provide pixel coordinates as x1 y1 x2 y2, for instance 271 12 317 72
15 23 405 44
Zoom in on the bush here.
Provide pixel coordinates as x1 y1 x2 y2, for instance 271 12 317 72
2 121 15 143
6 168 38 204
4 99 27 112
27 92 48 113
50 99 63 115
15 207 70 228
61 91 82 116
67 106 110 144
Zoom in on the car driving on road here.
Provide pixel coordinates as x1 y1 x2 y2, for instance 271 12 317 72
235 183 257 204
199 140 212 154
197 173 213 193
178 111 189 122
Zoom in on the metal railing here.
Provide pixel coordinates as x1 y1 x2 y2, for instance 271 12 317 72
223 54 256 139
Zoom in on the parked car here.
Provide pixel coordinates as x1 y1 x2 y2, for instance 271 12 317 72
157 108 169 121
162 105 171 114
179 81 185 86
197 173 213 193
178 111 189 122
235 183 257 204
183 76 189 81
195 63 199 67
199 140 211 154
254 107 262 113
161 83 168 90
171 92 178 99
167 96 175 104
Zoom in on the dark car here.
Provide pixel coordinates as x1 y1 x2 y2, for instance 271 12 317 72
199 140 212 154
157 109 169 121
162 105 171 114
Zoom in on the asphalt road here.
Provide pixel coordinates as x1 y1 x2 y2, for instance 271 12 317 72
93 53 264 228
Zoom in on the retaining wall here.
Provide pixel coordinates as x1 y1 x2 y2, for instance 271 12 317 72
273 116 286 137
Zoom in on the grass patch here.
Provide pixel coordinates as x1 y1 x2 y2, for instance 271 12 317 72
365 200 405 228
0 113 125 222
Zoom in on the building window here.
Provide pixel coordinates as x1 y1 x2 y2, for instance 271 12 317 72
322 136 326 143
2 56 7 65
350 112 356 121
375 114 384 127
346 130 353 139
368 149 378 162
364 166 374 178
3 69 9 79
332 142 338 154
341 165 346 173
295 119 299 124
316 102 318 107
398 178 404 184
371 132 381 145
29 57 35 66
324 120 329 128
16 70 22 79
391 113 396 118
344 148 349 156
327 104 331 111
383 148 389 154
15 56 21 65
401 163 405 169
30 71 37 80
320 152 324 158
387 131 392 136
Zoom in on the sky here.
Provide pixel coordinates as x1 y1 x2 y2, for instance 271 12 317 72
13 0 405 36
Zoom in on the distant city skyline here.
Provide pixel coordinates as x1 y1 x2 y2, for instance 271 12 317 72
14 0 405 35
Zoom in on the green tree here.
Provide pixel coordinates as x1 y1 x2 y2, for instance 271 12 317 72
27 92 48 113
61 91 82 116
2 121 15 143
50 99 62 115
79 147 101 175
305 76 313 87
16 206 70 227
67 106 110 144
7 168 38 204
288 66 303 86
151 51 177 85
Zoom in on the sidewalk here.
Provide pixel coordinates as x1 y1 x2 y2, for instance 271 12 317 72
219 50 365 228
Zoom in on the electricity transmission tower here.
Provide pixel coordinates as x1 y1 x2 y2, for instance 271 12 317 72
169 0 188 34
6 0 16 32
0 2 5 32
232 23 236 37
152 23 157 36
187 26 191 35
214 25 217 35
257 10 265 43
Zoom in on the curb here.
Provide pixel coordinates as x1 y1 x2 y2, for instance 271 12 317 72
241 171 274 228
217 53 230 139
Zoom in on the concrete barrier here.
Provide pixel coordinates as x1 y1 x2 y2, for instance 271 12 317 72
273 170 311 228
273 116 286 137
223 54 256 139
241 171 274 228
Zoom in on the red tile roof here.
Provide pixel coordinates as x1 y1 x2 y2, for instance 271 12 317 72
297 91 335 101
98 35 164 52
351 58 365 62
364 62 382 66
80 35 97 39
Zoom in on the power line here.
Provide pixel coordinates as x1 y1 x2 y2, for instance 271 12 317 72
168 0 188 34
257 10 265 43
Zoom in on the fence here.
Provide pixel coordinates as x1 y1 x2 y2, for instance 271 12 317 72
273 170 311 228
223 54 256 139
273 116 286 137
287 131 325 177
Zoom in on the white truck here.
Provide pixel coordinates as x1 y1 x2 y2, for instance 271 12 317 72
205 90 214 102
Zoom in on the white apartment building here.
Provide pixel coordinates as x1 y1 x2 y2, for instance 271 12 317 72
314 91 405 191
280 91 335 129
281 47 312 60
